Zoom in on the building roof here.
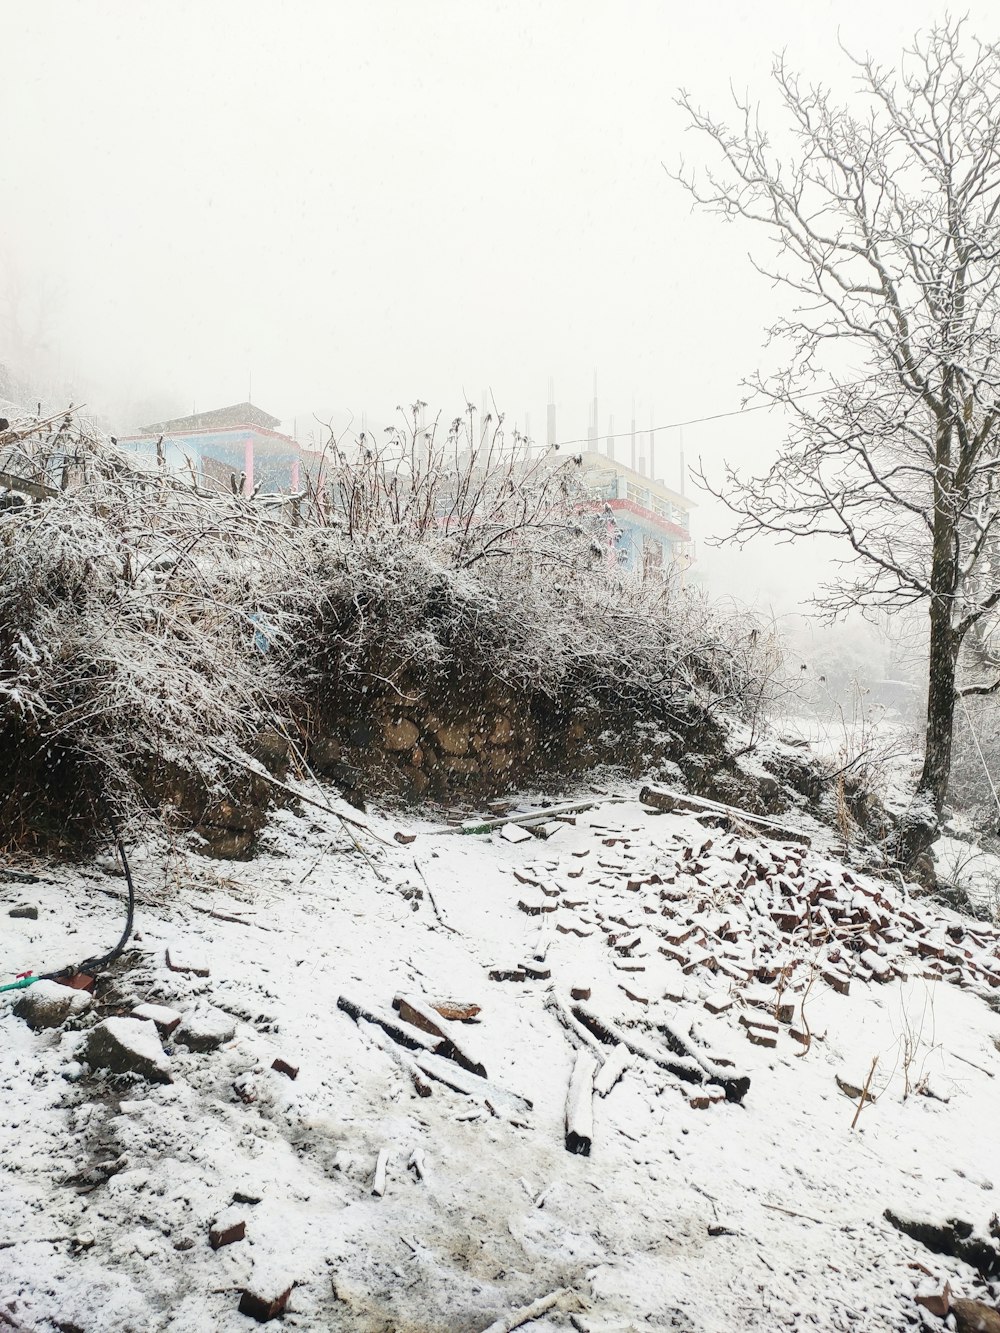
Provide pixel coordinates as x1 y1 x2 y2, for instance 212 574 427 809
574 450 695 511
140 402 281 435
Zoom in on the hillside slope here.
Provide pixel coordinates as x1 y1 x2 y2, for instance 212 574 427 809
2 784 999 1332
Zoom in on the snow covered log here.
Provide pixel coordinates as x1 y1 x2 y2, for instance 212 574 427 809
572 1002 750 1104
372 1148 389 1197
392 993 487 1077
337 994 443 1054
592 1043 632 1097
638 786 811 846
356 1019 433 1097
411 1051 532 1121
565 1050 597 1155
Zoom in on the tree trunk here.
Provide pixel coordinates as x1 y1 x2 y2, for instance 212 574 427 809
892 480 961 868
891 433 961 871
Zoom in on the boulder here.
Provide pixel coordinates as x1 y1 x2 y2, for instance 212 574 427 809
383 718 420 751
176 1006 237 1053
951 1299 1000 1333
131 1003 182 1036
433 722 470 756
14 980 91 1030
85 1018 171 1083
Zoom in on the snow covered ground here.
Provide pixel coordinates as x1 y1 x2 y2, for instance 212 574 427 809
2 783 999 1332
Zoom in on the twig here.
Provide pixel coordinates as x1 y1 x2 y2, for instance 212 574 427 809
413 860 458 933
952 1051 995 1078
760 1203 825 1225
851 1056 879 1131
0 1236 69 1249
208 744 392 844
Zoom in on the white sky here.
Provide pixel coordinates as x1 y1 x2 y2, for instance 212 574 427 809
2 0 996 608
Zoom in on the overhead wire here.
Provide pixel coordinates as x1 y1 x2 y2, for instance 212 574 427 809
545 374 882 451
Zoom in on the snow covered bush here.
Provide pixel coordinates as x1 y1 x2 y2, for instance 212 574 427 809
0 407 784 850
0 413 304 848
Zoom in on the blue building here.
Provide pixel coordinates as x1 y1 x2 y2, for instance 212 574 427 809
119 402 315 495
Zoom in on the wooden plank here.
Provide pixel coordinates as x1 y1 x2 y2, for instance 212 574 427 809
0 469 58 501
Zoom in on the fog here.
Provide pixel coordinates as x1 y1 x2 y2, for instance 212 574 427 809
2 0 994 617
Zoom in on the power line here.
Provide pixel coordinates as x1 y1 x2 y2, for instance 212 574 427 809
548 376 878 450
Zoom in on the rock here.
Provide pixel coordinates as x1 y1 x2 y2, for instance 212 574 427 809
914 1282 951 1318
165 947 210 978
239 1269 294 1323
483 748 515 774
383 717 420 751
209 1207 247 1249
952 1298 1000 1333
195 827 256 860
430 1000 481 1022
836 1073 876 1103
885 1210 1000 1277
432 722 470 755
176 1007 236 1053
84 1018 171 1083
8 905 38 920
254 727 291 773
488 716 514 744
271 1057 299 1080
131 1003 182 1036
14 980 92 1029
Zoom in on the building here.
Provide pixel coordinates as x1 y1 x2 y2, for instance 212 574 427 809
575 450 693 572
118 402 315 495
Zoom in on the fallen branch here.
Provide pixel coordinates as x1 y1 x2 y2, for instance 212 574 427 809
209 743 394 845
760 1202 825 1225
413 860 459 933
398 798 616 842
480 1288 573 1333
639 786 811 847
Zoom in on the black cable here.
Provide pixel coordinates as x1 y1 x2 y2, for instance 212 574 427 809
41 803 136 982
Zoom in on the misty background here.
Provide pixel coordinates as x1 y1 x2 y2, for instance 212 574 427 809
3 0 992 683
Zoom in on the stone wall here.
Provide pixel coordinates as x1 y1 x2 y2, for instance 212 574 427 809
306 680 611 804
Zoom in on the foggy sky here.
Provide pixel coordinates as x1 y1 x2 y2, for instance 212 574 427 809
2 0 996 610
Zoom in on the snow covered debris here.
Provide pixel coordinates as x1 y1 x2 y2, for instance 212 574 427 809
2 787 1000 1329
83 1017 171 1083
13 979 91 1029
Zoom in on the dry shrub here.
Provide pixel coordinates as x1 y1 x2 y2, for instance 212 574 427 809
0 406 784 849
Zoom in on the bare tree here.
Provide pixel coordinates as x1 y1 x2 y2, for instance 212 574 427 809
673 20 1000 867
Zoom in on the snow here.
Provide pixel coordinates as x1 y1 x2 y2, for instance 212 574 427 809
2 786 1000 1330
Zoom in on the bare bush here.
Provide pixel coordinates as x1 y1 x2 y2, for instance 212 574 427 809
0 406 786 848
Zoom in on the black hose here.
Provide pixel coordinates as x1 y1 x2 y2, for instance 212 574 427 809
41 805 136 982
